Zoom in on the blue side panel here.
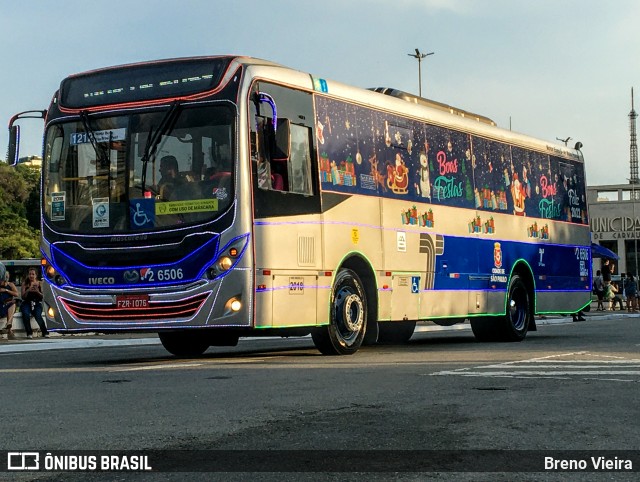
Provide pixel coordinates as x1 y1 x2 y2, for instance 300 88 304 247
434 236 590 292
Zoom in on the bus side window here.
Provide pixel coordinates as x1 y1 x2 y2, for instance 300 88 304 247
287 124 313 196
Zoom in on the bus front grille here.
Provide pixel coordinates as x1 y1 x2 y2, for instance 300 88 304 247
59 292 210 322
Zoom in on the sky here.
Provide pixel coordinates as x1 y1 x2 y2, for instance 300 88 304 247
1 0 638 186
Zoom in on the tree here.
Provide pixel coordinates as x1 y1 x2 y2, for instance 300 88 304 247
0 163 41 259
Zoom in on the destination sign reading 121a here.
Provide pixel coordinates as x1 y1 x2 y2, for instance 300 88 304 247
70 128 127 145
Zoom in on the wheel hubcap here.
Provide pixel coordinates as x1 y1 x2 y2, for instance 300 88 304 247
342 293 364 332
509 287 527 331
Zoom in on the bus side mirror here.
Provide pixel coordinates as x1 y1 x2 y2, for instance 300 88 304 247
6 109 47 166
7 125 20 166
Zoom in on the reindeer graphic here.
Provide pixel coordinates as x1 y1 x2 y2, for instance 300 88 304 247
368 153 387 191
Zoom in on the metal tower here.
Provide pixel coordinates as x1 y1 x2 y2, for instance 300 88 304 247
630 87 638 185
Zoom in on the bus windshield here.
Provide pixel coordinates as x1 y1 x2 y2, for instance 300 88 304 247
42 104 235 233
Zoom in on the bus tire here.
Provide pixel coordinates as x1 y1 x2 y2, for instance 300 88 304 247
312 269 366 355
159 331 210 357
433 318 463 327
471 274 530 342
377 321 416 344
469 317 499 342
208 331 240 346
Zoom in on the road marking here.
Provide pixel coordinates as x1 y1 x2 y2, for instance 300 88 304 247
113 363 203 371
431 352 640 382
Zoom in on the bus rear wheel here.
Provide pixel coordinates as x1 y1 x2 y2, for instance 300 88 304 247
312 269 366 355
471 274 530 342
159 331 210 357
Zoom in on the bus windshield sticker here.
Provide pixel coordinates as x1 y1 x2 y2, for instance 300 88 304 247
70 128 126 145
92 197 109 228
212 188 228 200
155 199 218 216
129 199 155 229
51 192 66 221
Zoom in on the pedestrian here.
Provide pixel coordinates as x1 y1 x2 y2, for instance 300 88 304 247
602 258 614 285
611 281 624 311
605 282 618 311
0 262 19 340
625 272 638 312
572 310 586 322
20 267 49 339
593 270 605 311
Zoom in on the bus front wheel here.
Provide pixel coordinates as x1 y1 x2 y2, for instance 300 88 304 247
312 269 367 355
159 331 210 357
377 321 416 344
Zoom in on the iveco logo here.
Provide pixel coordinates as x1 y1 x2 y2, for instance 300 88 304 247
88 277 116 285
123 270 140 283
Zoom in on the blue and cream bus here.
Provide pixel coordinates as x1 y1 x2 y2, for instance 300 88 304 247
7 56 591 356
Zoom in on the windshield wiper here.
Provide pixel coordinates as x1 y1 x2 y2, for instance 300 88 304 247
80 111 110 169
140 101 181 192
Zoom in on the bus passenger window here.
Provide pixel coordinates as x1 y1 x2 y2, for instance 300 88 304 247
288 124 313 195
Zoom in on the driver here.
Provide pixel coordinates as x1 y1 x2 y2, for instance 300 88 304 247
157 155 184 199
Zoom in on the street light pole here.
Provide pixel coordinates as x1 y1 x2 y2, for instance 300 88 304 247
407 48 434 98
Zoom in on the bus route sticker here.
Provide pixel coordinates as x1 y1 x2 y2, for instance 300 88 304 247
51 192 66 221
289 277 304 294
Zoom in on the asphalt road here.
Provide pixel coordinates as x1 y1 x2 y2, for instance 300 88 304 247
1 312 639 481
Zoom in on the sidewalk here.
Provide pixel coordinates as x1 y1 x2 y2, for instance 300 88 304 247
0 313 158 342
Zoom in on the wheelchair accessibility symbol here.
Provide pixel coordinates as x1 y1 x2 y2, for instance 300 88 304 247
129 199 154 229
411 276 420 294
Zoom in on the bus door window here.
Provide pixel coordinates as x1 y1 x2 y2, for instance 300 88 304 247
271 118 291 191
250 81 320 217
288 123 313 195
252 110 312 195
257 117 279 190
261 120 313 196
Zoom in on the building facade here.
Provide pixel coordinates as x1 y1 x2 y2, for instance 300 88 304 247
589 183 640 276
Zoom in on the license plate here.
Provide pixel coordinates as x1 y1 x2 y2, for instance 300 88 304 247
116 294 149 309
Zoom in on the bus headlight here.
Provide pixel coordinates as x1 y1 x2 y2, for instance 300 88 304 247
42 261 67 286
206 234 249 280
208 255 234 279
217 256 233 271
